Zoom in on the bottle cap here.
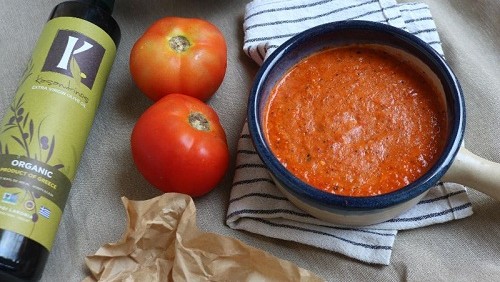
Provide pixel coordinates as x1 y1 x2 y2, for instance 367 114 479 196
80 0 115 13
99 0 115 13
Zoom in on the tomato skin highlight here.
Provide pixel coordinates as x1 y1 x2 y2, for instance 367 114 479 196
129 17 227 102
131 94 229 197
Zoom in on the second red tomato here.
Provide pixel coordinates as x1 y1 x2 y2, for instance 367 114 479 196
131 94 229 197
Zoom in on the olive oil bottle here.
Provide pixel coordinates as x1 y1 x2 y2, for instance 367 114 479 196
0 1 120 280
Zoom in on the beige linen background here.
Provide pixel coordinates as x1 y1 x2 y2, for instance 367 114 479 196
0 0 498 281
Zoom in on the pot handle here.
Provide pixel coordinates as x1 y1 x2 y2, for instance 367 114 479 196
442 147 500 201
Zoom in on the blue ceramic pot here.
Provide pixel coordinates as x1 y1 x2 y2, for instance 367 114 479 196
248 20 469 226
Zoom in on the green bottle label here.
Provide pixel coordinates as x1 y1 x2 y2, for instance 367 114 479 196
0 17 117 250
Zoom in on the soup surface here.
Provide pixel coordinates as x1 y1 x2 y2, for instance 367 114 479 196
264 45 447 196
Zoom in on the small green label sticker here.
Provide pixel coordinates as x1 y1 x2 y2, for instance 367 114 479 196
0 16 117 250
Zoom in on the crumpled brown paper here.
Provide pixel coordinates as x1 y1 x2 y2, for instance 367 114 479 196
83 193 323 282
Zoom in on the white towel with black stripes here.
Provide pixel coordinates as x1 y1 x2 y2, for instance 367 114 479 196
226 0 474 265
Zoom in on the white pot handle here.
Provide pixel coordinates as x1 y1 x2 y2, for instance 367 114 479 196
442 147 500 201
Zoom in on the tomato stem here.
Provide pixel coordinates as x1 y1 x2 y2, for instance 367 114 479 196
189 112 210 131
169 35 191 52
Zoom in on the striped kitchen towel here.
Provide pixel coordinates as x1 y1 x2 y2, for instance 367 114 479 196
226 0 474 265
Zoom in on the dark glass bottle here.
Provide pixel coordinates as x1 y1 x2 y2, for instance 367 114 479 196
0 1 120 281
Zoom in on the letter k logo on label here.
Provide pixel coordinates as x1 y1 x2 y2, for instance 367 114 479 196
42 29 105 89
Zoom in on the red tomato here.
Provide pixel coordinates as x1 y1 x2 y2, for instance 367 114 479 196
129 17 227 102
131 94 229 197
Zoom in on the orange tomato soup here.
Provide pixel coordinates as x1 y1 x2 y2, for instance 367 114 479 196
264 45 447 197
